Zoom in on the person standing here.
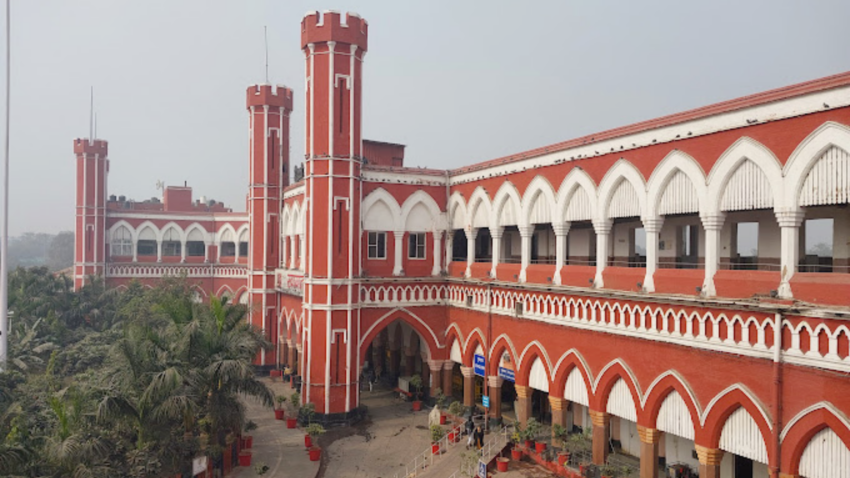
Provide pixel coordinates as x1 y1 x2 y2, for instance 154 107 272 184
465 415 475 449
473 425 485 452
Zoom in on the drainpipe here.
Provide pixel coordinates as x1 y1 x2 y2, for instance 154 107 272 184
772 312 783 478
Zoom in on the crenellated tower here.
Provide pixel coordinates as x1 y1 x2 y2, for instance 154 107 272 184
301 10 368 420
246 84 293 366
73 138 109 290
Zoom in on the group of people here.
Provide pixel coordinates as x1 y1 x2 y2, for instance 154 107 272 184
464 415 485 451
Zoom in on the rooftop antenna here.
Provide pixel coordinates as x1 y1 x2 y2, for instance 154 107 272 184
264 26 269 84
94 113 97 140
89 86 94 142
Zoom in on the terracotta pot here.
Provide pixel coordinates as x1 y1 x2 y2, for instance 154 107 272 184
524 440 534 449
557 452 570 466
439 414 447 424
244 435 253 449
448 431 456 442
535 442 546 453
431 443 440 455
497 457 509 472
511 448 522 460
309 447 321 461
305 434 312 448
412 400 422 411
275 409 285 420
238 450 252 467
286 417 297 429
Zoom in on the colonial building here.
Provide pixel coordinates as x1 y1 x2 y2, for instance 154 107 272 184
73 11 850 478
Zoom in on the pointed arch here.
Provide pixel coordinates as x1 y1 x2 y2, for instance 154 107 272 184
784 121 850 209
487 333 519 377
706 137 784 214
358 307 443 364
108 219 137 242
467 186 492 229
363 188 402 231
700 384 773 465
597 159 647 221
462 327 487 366
136 221 159 242
593 359 643 414
492 181 523 228
289 201 302 234
780 401 850 476
448 192 468 230
184 223 207 243
556 168 598 222
515 341 553 389
400 190 444 232
642 371 702 438
216 284 234 298
281 205 292 236
217 223 237 244
521 175 558 226
159 221 184 243
646 150 707 218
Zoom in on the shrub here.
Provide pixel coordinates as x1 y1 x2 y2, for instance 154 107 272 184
429 424 445 443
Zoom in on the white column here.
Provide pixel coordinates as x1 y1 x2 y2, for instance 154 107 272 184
518 225 534 282
642 217 664 293
700 213 725 297
393 230 404 276
281 233 288 268
132 240 138 263
157 241 163 263
432 230 443 276
553 223 571 285
592 219 612 288
299 233 306 271
776 208 805 299
446 231 454 268
180 241 187 263
490 226 504 278
465 227 479 278
204 242 210 263
288 236 296 269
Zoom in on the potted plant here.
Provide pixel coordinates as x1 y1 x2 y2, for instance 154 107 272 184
600 463 619 478
523 418 542 450
510 429 523 460
552 424 570 464
430 424 444 455
254 462 269 475
434 387 448 424
305 423 325 461
496 455 510 472
409 374 424 411
275 395 287 420
286 392 300 428
448 400 465 422
242 420 257 449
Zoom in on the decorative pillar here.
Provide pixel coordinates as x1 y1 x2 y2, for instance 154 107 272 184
776 209 805 298
518 225 534 282
642 217 664 293
592 219 612 288
281 234 288 268
393 230 404 276
488 376 504 422
288 236 296 269
490 226 504 278
432 230 443 276
446 231 454 268
429 361 443 394
638 426 661 478
465 227 478 278
549 396 568 445
388 343 401 379
298 233 305 270
443 362 455 400
695 445 724 478
701 213 725 297
180 240 187 263
553 223 571 285
294 343 302 378
589 409 610 465
461 366 475 408
287 340 297 371
157 240 163 263
515 385 532 427
403 349 416 377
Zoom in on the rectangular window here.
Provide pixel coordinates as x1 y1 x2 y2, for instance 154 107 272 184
629 227 646 268
239 241 249 257
801 218 833 272
367 232 386 259
221 242 236 257
676 224 699 269
137 240 157 257
408 233 426 259
186 241 205 257
734 222 759 270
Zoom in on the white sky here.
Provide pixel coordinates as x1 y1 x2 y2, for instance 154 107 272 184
2 0 849 235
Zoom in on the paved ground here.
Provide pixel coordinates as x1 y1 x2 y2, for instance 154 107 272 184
232 379 557 478
231 377 319 478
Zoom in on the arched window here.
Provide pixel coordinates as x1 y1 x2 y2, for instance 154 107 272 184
137 227 157 256
162 229 182 257
186 229 205 257
220 229 236 257
238 229 249 257
110 226 133 257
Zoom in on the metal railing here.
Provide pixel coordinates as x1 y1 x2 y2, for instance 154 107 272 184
392 421 465 478
454 424 512 478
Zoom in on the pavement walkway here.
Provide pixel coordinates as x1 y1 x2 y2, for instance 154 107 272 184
230 377 319 478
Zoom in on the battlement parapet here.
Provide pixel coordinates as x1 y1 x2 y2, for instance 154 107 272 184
246 84 294 110
301 10 367 52
73 138 108 156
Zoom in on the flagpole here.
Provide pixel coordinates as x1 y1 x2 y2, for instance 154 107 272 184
0 0 11 371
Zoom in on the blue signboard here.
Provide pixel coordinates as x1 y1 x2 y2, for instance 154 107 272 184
498 366 515 382
474 354 486 377
482 395 490 408
478 460 487 478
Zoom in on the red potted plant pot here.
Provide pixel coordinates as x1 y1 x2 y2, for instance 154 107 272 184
524 440 534 449
309 446 321 461
286 417 297 429
244 435 253 449
535 442 546 453
431 443 440 455
412 400 422 412
238 450 252 467
557 451 570 466
448 431 456 442
497 457 509 472
511 448 522 460
275 409 285 420
305 434 312 448
439 414 447 425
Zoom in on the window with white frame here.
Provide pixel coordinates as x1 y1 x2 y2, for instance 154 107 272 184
367 232 386 259
110 226 133 257
137 227 157 257
408 233 426 259
186 229 206 257
162 229 182 257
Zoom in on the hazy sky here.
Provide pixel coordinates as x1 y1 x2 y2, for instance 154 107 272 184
2 0 849 235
